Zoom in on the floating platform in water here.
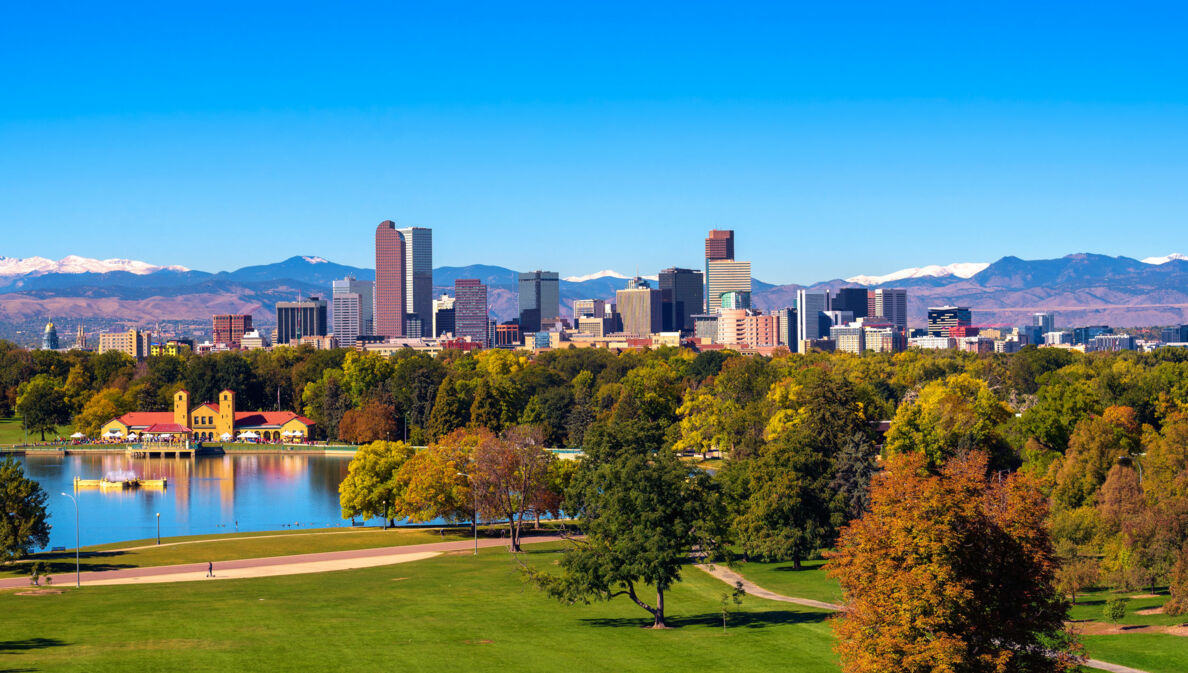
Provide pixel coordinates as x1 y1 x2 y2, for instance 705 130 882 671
74 476 167 490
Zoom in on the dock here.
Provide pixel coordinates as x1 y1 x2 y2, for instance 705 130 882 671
74 476 168 490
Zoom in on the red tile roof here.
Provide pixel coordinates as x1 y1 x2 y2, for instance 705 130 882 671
233 411 314 428
115 412 174 427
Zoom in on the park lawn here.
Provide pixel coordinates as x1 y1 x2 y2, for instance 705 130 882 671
1 526 481 579
1080 634 1188 673
0 416 73 446
0 545 841 673
727 557 843 604
1070 586 1182 627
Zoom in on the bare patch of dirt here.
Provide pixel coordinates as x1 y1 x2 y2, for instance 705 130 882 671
463 639 494 645
1136 606 1165 615
1165 625 1188 637
1072 621 1188 637
1129 593 1161 599
390 577 408 581
14 589 64 596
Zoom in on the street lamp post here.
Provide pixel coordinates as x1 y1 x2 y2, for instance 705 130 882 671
59 492 80 588
156 512 160 545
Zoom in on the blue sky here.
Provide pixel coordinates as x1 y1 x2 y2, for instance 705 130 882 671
2 2 1186 284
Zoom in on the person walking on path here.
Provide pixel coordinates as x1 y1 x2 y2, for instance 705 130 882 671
207 561 213 578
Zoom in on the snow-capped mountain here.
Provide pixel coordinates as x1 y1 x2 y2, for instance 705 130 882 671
1142 253 1188 265
563 269 632 283
0 255 189 277
845 262 989 286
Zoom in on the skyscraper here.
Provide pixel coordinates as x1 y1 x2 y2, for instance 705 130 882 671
874 288 908 331
796 290 831 353
1033 312 1055 335
432 294 455 337
454 279 488 346
397 227 433 336
928 306 972 337
705 229 734 262
658 267 704 333
517 270 560 333
771 307 798 347
212 314 253 349
616 284 663 336
832 288 870 319
276 297 328 345
374 221 406 338
706 260 751 314
332 276 375 347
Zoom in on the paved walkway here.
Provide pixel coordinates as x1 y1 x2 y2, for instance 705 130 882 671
0 535 562 590
695 563 1149 673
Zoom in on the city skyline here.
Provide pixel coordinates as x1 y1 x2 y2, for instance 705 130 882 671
3 4 1187 284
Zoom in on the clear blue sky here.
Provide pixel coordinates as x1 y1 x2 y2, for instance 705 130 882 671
2 2 1186 284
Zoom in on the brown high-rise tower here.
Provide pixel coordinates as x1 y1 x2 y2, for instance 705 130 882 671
705 229 735 261
375 221 406 338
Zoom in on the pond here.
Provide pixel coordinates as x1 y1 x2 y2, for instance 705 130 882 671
13 452 368 549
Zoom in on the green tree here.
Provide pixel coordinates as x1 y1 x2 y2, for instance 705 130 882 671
16 375 69 441
1052 407 1141 510
830 432 879 525
884 373 1013 469
393 434 475 526
1104 596 1127 625
0 458 51 561
531 432 722 627
338 440 416 525
72 387 135 437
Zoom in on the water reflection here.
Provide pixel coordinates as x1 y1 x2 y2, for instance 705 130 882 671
15 453 355 549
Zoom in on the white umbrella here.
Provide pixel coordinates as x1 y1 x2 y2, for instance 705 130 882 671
220 432 233 441
238 431 259 440
142 433 155 440
127 432 139 440
70 432 85 439
103 430 121 438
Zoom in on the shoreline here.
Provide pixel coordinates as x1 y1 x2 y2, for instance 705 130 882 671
0 445 358 457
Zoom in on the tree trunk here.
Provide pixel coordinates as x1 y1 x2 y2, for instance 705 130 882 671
508 512 521 552
653 587 666 628
793 556 802 571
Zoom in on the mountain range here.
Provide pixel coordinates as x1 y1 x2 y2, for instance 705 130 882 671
1 252 1187 328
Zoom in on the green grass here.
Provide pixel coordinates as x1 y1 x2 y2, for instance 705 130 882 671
0 545 841 673
1 526 485 578
0 416 73 446
1071 585 1182 627
728 557 843 605
1081 634 1188 673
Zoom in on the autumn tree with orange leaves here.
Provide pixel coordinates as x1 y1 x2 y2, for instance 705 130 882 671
827 451 1078 673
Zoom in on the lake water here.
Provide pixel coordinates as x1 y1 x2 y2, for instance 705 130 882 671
14 453 367 549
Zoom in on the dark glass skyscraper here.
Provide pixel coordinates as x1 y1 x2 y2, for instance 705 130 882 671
374 221 406 338
832 288 869 319
659 267 704 333
454 279 489 346
517 270 559 333
276 297 328 345
927 306 972 337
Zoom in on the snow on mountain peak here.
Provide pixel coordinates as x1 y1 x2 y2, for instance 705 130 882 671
845 262 989 286
0 255 189 277
1142 253 1188 265
563 269 632 283
302 256 329 264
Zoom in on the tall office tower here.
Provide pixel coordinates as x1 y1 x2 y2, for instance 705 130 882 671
432 294 455 337
771 307 798 346
1033 312 1055 335
276 297 329 345
719 291 751 310
212 314 253 349
866 290 877 319
706 260 751 314
927 306 972 337
517 270 560 333
332 276 375 347
705 229 735 262
573 299 607 319
453 280 489 346
796 290 831 353
658 267 704 333
616 285 663 336
374 220 406 338
397 227 433 336
833 288 870 319
874 288 909 331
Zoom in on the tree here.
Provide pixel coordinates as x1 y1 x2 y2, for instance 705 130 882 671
884 373 1013 470
1052 407 1141 510
338 400 398 444
472 425 553 551
338 441 416 525
1057 556 1099 606
830 432 879 525
393 430 484 525
1165 546 1188 616
734 429 832 568
827 451 1078 672
531 437 722 628
0 458 51 561
1104 597 1127 625
16 375 69 441
73 387 135 437
719 581 746 632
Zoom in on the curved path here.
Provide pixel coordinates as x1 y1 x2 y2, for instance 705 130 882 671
695 563 1149 673
0 535 562 590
